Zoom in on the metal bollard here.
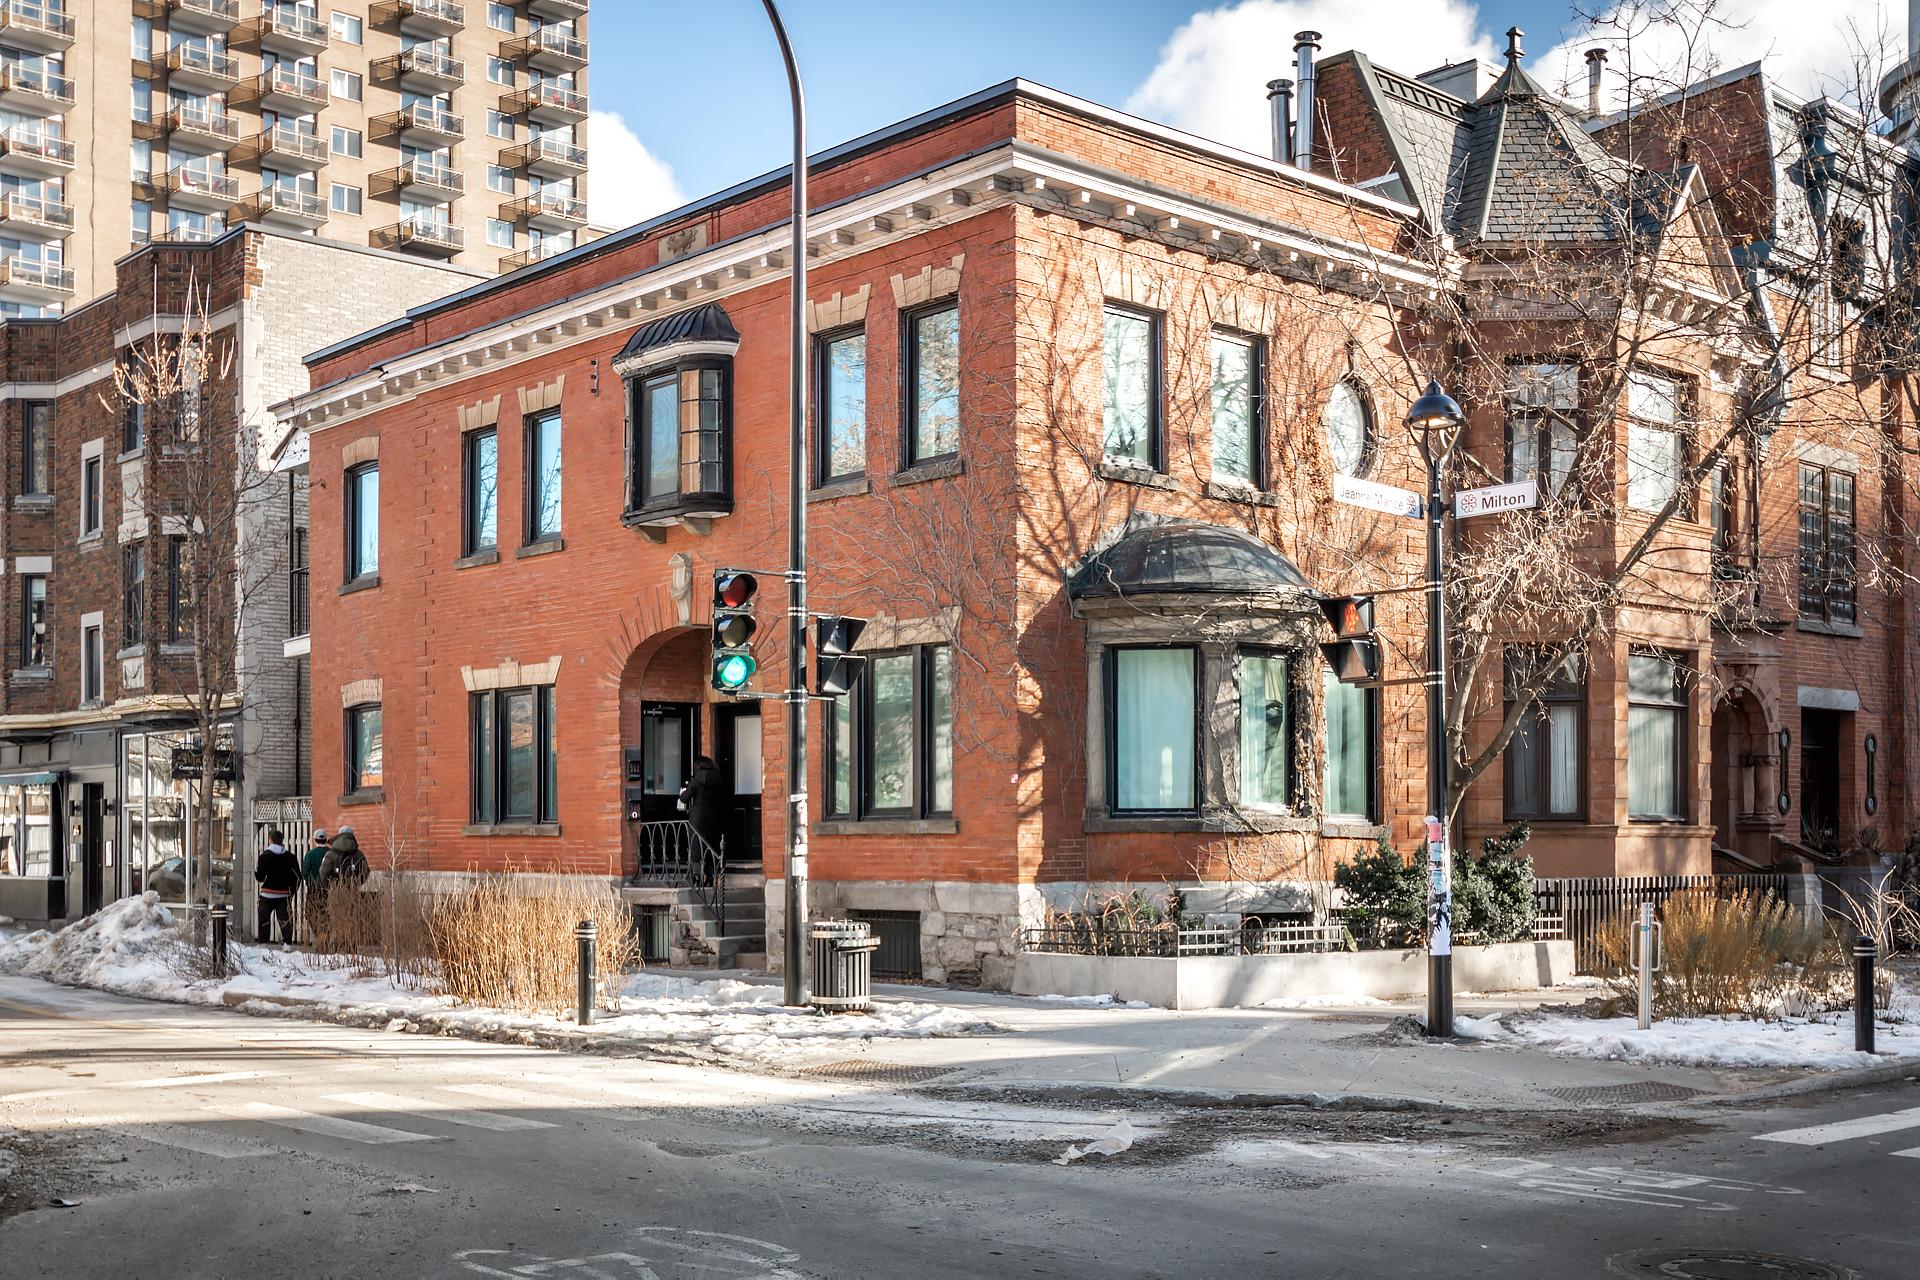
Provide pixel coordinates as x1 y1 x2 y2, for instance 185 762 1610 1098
210 905 230 978
575 919 597 1026
1855 935 1877 1054
1635 901 1657 1030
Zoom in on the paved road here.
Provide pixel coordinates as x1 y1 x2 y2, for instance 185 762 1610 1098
1 975 1915 1279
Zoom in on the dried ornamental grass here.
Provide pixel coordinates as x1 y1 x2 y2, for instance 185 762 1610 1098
1593 890 1843 1018
426 872 637 1014
307 879 435 988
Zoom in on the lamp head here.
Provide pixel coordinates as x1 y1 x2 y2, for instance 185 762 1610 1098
1406 379 1464 430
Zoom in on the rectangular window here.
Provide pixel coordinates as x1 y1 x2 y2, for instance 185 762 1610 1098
1504 648 1584 820
488 2 515 32
464 428 498 555
330 69 361 101
1627 652 1687 821
1798 464 1856 625
469 686 557 825
122 543 146 648
629 363 729 511
81 454 102 537
1111 647 1196 812
487 57 514 86
487 218 515 248
329 183 362 215
330 126 361 157
1101 305 1160 468
132 200 153 247
815 327 866 484
82 623 102 705
525 411 561 542
166 535 189 644
288 526 308 638
1210 331 1261 486
487 110 515 140
905 302 959 465
1710 464 1732 572
1506 363 1578 496
21 402 50 496
346 704 383 794
823 645 953 820
331 11 363 43
1322 669 1377 820
346 462 378 581
1626 370 1683 513
487 163 513 194
20 576 46 668
1239 650 1291 808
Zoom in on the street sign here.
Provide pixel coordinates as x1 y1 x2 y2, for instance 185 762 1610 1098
1331 474 1422 518
1453 479 1538 519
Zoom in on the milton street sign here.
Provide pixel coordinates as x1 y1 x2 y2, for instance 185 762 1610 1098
1453 479 1538 519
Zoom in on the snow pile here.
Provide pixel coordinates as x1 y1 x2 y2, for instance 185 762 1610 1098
1262 994 1393 1010
1034 993 1151 1010
0 894 190 1000
1477 1008 1920 1070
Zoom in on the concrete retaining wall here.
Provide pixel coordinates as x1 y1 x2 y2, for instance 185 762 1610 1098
1012 940 1576 1010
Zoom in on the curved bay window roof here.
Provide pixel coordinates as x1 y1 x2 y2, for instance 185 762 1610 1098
1068 519 1312 603
618 302 740 529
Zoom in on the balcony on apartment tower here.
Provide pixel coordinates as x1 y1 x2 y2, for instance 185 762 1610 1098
503 26 587 74
373 46 465 94
241 185 328 231
0 126 73 179
233 121 328 172
244 4 329 57
235 64 329 114
138 0 242 35
0 190 74 239
503 188 585 232
162 166 241 212
372 0 464 39
507 134 588 179
527 0 587 20
500 82 587 127
0 253 73 305
375 102 464 147
370 155 463 202
499 240 571 273
0 64 74 115
148 104 244 155
372 216 463 258
0 2 77 54
151 43 244 94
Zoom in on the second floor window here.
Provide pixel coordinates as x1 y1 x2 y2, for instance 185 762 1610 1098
81 622 102 705
815 327 866 484
629 362 729 514
21 402 50 496
1323 669 1378 822
1627 652 1688 821
1101 304 1159 469
81 454 102 536
288 526 308 637
346 703 383 794
1626 370 1684 513
464 428 497 555
1109 645 1195 813
346 461 378 581
122 542 146 648
167 536 191 644
525 412 561 543
1504 648 1584 821
20 575 46 668
905 302 959 466
1211 332 1262 487
1798 464 1856 626
1507 363 1577 496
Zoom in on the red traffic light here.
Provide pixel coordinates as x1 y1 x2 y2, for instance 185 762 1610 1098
1316 594 1375 639
715 573 758 609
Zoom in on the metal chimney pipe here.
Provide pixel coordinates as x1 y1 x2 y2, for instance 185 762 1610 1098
1585 47 1607 116
1293 31 1321 171
1267 78 1294 163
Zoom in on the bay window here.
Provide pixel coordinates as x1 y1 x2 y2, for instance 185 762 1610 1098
626 360 731 518
823 645 953 821
1627 652 1687 821
1239 650 1291 808
1110 646 1195 812
1504 648 1584 820
1506 364 1577 496
1626 370 1684 513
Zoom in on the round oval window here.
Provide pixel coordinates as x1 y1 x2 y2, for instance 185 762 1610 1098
1323 380 1372 476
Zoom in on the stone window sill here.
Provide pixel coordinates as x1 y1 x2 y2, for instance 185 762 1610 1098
893 457 963 487
118 448 145 465
455 548 500 570
78 531 103 547
1321 820 1389 841
339 574 381 596
813 817 957 836
10 667 51 684
1795 617 1863 639
338 788 386 807
116 645 146 661
808 476 871 503
1204 479 1279 507
515 537 565 560
10 494 53 512
158 642 196 657
464 823 562 837
1097 460 1175 490
1086 811 1318 835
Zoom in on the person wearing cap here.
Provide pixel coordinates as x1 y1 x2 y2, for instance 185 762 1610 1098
301 828 331 888
299 828 333 942
318 825 368 888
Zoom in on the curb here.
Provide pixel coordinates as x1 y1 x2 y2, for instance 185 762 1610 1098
1700 1059 1920 1106
915 1078 1474 1113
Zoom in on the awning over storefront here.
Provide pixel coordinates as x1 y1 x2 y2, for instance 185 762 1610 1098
0 770 62 786
1067 518 1312 601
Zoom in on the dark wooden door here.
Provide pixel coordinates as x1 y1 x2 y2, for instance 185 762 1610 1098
713 705 762 867
638 703 699 826
81 783 105 917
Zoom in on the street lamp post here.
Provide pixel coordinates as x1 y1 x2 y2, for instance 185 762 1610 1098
761 0 810 1007
1407 379 1464 1039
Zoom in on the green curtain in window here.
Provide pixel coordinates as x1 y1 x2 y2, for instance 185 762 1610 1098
1115 648 1194 810
1322 671 1368 818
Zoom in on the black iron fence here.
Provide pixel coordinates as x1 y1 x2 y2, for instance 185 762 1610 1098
628 819 725 941
1533 874 1791 972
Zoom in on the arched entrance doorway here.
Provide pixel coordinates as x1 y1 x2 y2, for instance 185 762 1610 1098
1710 687 1777 865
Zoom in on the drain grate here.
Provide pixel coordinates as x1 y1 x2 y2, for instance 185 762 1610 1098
795 1059 957 1086
1610 1248 1849 1279
1544 1081 1707 1105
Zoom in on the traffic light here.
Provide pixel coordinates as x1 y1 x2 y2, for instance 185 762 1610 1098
814 615 867 697
1317 593 1379 685
711 572 759 693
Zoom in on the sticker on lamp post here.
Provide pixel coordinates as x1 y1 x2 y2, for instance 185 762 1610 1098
1426 814 1451 957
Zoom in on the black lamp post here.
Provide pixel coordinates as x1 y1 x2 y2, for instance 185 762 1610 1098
1407 379 1464 1039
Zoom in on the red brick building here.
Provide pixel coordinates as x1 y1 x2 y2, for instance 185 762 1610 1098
282 58 1914 983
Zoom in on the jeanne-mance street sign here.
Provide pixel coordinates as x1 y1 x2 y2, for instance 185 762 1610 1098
1453 479 1538 519
1332 474 1423 518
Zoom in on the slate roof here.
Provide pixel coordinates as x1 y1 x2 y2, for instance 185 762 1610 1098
613 301 739 366
1067 520 1313 600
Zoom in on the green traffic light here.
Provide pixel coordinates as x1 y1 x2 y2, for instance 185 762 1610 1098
714 653 757 691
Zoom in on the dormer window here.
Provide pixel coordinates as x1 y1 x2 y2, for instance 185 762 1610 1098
616 303 739 528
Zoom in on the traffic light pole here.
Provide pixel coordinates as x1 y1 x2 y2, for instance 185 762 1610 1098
763 0 810 1008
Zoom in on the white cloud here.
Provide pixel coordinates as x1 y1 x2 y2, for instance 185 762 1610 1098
1127 0 1903 154
587 109 687 231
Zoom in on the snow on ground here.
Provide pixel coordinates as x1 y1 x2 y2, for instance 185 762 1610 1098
1032 993 1151 1009
1489 1009 1920 1070
1261 994 1393 1010
0 896 996 1066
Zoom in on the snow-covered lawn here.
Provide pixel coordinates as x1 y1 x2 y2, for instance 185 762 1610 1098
0 895 996 1067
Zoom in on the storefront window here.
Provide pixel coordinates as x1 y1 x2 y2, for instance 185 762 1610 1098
0 784 56 877
122 729 231 905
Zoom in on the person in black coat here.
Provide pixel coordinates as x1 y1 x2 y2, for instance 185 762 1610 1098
680 756 729 877
255 829 301 945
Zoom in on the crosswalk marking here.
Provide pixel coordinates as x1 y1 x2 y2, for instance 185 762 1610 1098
1893 1147 1920 1159
326 1091 558 1133
102 1122 277 1160
1756 1106 1920 1147
213 1101 437 1146
123 1071 279 1091
441 1082 599 1113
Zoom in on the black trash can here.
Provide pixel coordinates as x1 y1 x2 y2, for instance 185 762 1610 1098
809 919 880 1012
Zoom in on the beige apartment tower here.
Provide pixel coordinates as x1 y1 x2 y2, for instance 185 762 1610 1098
0 0 589 317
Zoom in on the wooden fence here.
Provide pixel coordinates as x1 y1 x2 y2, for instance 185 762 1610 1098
1533 874 1791 972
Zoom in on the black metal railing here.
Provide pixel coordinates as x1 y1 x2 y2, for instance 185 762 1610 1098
629 818 725 940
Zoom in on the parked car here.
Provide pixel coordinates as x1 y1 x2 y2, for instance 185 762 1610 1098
141 856 233 904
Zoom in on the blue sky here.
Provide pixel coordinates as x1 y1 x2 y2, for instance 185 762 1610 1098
585 1 1580 224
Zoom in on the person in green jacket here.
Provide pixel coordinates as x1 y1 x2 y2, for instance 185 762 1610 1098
301 829 331 888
